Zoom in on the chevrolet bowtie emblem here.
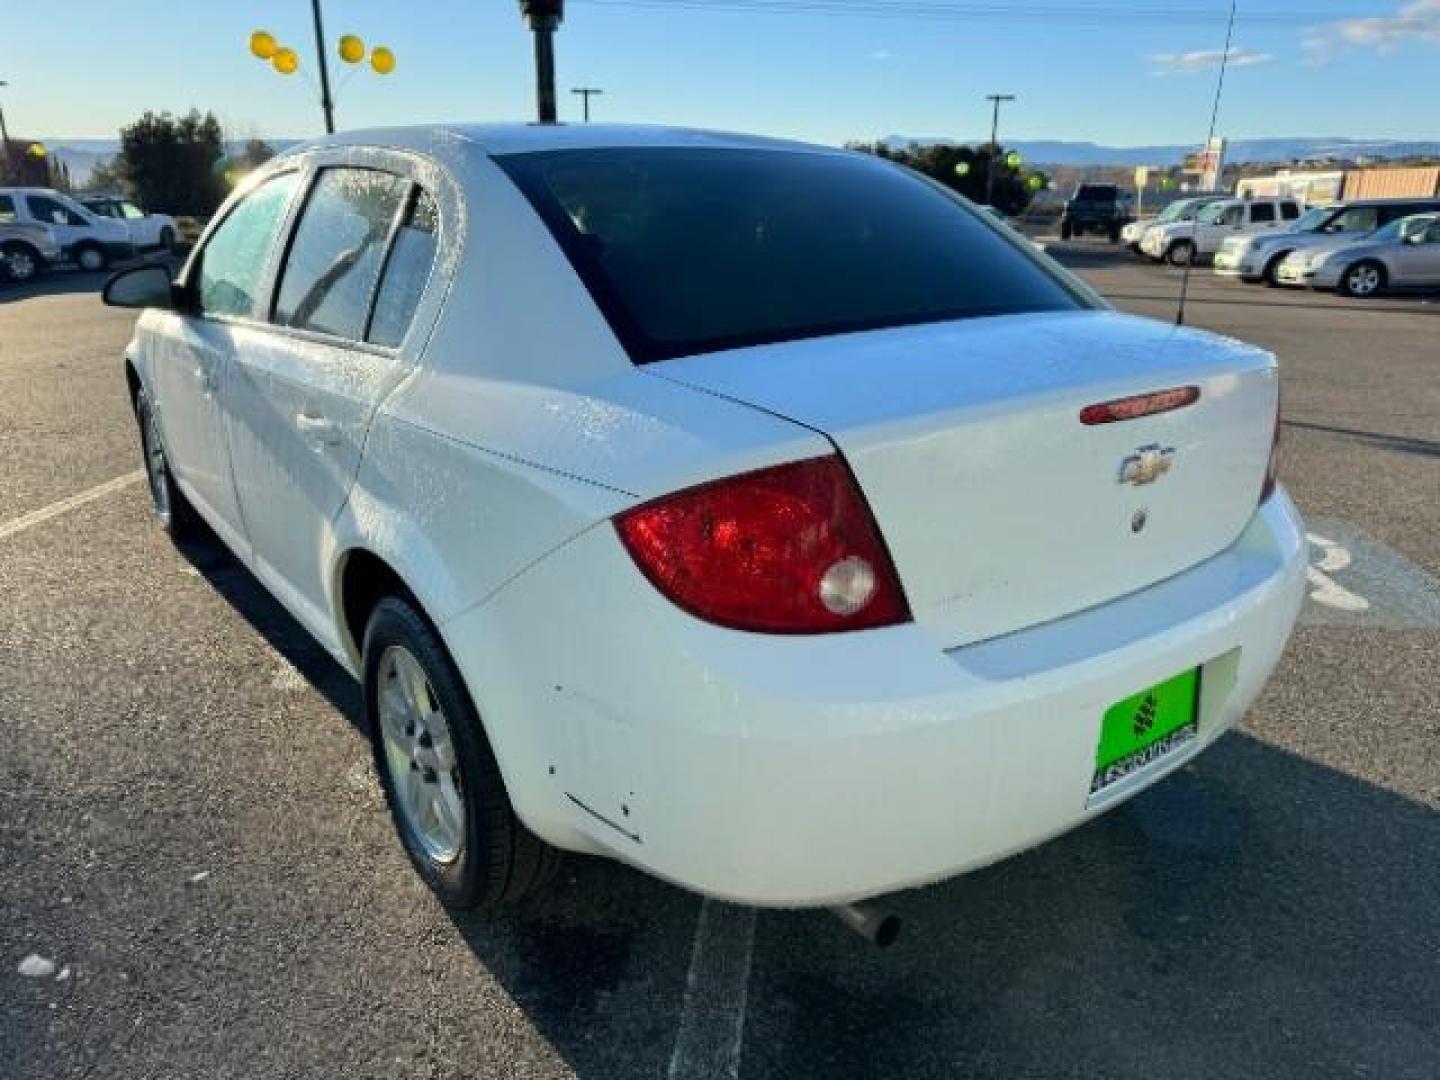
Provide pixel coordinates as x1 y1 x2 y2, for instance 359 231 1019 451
1119 444 1175 486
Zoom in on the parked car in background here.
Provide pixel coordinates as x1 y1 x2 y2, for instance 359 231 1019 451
104 124 1303 918
1121 196 1226 253
1277 212 1440 297
1140 197 1302 267
1060 183 1134 241
0 186 135 270
79 195 179 252
1214 198 1440 286
0 207 63 284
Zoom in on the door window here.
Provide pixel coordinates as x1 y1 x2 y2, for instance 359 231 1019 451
1324 206 1379 234
197 172 300 319
0 195 15 223
1250 203 1276 224
274 168 410 341
121 202 147 220
1281 202 1300 220
1218 206 1244 227
25 194 88 227
367 190 440 347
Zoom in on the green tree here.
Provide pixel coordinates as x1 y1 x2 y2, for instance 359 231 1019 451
118 110 227 216
238 138 277 171
85 155 128 194
847 140 1036 216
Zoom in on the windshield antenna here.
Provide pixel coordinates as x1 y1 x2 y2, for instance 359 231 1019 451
1177 0 1239 327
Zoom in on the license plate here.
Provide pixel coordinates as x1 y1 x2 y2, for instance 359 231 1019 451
1091 668 1200 794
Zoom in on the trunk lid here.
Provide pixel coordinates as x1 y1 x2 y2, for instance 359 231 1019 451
650 310 1278 649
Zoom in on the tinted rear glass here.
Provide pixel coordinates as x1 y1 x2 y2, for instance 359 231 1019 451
499 148 1087 364
1075 185 1117 201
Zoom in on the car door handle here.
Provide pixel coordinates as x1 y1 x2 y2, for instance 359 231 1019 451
295 412 342 445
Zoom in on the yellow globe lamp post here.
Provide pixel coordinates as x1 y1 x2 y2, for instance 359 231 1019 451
272 47 300 75
370 46 396 75
338 34 366 64
250 30 278 60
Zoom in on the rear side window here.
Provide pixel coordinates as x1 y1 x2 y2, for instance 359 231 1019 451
1326 206 1379 233
1281 202 1300 220
0 195 15 223
1250 203 1276 223
367 190 440 347
198 172 300 319
500 148 1087 364
274 168 410 340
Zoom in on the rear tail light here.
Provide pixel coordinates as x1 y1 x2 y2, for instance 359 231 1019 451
614 456 911 634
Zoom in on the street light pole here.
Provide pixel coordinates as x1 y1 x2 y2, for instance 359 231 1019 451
309 0 337 133
519 2 564 124
0 81 12 166
571 86 603 122
984 93 1015 207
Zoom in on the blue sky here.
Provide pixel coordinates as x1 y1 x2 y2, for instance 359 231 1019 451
5 1 1438 147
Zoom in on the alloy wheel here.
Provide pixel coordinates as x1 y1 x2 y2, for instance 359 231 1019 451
376 645 466 865
1347 264 1381 297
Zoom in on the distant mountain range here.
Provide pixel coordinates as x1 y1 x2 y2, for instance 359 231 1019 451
34 134 1440 185
880 135 1440 167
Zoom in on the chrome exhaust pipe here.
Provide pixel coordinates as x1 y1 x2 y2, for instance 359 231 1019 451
829 902 901 948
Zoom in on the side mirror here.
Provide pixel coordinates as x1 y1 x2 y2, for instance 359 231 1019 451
102 264 177 310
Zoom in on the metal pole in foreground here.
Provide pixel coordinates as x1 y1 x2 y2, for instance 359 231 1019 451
572 86 603 122
984 93 1015 207
309 0 337 134
520 2 565 124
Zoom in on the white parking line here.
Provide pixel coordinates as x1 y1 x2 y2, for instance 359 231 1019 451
0 470 145 542
667 899 757 1080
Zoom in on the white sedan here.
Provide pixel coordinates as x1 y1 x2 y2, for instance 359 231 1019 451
79 195 179 251
104 124 1306 921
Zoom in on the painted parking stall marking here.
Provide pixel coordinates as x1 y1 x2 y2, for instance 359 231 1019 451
1299 517 1440 630
0 470 144 542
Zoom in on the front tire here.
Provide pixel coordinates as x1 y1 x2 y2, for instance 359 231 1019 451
74 243 108 272
364 597 561 912
1339 260 1385 298
2 242 41 283
1262 251 1291 287
134 385 202 541
1166 240 1196 267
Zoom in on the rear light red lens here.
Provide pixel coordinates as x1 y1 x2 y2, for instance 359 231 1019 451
1080 386 1200 426
614 456 911 634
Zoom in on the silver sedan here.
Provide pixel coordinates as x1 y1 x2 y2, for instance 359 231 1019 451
1278 213 1440 297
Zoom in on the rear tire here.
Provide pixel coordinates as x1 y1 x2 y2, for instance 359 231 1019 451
2 242 41 283
364 597 561 912
134 385 203 542
1339 260 1385 298
1166 240 1196 267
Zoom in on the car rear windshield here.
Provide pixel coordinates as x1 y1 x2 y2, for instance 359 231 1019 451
1074 185 1117 201
498 148 1089 364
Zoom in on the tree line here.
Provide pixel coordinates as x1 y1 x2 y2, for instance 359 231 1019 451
846 141 1047 216
87 110 276 216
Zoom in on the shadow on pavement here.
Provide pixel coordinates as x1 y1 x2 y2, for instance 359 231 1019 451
172 506 1439 1079
1284 418 1440 459
0 253 182 303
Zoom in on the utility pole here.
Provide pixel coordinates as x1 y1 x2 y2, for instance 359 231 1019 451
519 1 564 124
309 0 337 134
983 93 1016 207
571 86 603 122
0 81 12 176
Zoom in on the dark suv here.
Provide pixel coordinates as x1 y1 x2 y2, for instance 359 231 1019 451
1060 183 1135 242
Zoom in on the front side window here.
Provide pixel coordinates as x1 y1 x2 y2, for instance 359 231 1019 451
1325 206 1379 234
0 195 15 223
500 148 1088 364
1250 203 1276 224
1281 202 1300 220
25 195 87 227
121 202 146 220
274 167 410 341
197 172 300 319
368 190 440 347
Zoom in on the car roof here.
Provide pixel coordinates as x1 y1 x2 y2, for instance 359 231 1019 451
1342 196 1440 206
289 122 836 160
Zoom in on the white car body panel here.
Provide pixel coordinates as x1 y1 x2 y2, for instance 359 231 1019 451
1141 198 1299 261
125 123 1306 908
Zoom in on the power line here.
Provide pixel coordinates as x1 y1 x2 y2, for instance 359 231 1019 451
572 0 1382 24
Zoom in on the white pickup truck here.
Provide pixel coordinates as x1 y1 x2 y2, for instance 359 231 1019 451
1140 197 1303 266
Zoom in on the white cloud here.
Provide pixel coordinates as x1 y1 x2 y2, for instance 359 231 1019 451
1149 47 1274 76
1305 0 1440 64
870 49 895 61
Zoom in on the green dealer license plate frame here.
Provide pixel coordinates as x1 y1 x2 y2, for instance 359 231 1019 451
1091 667 1201 795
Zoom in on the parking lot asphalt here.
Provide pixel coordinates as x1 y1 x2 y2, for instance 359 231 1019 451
3 249 1438 1079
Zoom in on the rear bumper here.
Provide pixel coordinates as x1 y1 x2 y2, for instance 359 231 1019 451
446 490 1307 908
